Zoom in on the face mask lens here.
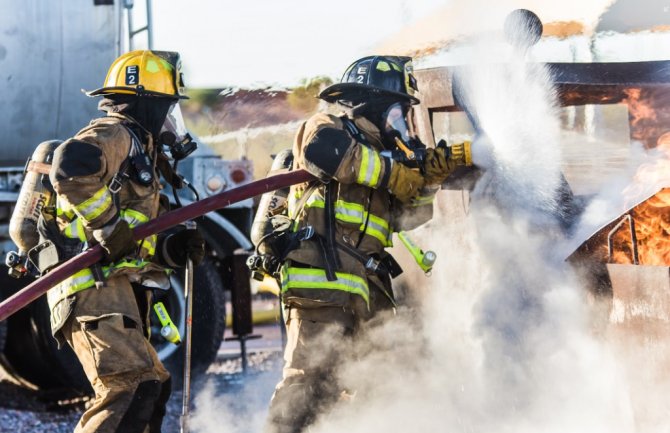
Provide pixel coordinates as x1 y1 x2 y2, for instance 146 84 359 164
160 102 197 160
162 103 189 139
383 102 411 143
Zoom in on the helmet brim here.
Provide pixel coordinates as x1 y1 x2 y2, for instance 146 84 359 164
319 83 419 105
84 86 188 100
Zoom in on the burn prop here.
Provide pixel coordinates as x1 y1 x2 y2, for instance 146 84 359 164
0 169 316 322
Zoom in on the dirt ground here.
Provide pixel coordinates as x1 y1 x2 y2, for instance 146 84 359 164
0 325 284 433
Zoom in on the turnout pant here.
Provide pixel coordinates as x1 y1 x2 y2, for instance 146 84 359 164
61 275 171 433
265 307 355 433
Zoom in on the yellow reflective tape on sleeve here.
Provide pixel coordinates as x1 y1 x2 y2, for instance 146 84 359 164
358 145 370 185
74 186 113 222
280 266 369 306
56 196 76 222
121 208 155 257
63 219 87 242
139 234 157 257
371 150 381 187
356 146 382 188
121 208 150 226
410 194 435 207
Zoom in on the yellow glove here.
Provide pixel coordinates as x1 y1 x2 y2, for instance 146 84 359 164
424 142 473 185
387 162 425 203
424 148 450 185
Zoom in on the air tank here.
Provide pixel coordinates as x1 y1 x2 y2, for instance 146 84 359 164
8 140 61 255
250 149 294 253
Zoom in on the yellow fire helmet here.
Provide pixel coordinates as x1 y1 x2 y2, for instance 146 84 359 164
85 50 188 99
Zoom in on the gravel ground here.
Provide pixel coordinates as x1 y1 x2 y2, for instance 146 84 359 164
0 350 283 433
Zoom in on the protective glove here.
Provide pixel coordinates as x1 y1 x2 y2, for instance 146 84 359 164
161 228 205 268
424 147 450 185
386 161 425 203
92 218 136 264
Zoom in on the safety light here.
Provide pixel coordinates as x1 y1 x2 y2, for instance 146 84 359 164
230 168 247 184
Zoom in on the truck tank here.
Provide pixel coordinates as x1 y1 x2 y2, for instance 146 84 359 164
0 0 255 397
0 0 118 165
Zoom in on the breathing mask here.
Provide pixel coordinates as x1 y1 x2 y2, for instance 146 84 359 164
380 102 425 161
159 103 197 161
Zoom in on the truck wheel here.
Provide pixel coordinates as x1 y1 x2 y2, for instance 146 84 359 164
0 259 226 396
161 257 227 383
0 271 88 396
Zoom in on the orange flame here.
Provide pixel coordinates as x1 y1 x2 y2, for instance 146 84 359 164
624 88 670 149
609 137 670 266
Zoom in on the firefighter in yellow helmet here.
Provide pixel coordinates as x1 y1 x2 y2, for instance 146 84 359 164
264 56 472 433
43 50 204 432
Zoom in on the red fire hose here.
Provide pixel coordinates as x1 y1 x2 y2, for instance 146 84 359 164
0 169 316 322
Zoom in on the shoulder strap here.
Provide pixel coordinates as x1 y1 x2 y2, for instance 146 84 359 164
340 116 369 146
108 129 136 194
291 181 319 219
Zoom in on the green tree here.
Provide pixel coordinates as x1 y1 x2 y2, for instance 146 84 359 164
287 76 333 114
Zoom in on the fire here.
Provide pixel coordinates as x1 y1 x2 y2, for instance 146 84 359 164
609 137 670 266
609 188 670 266
624 88 670 149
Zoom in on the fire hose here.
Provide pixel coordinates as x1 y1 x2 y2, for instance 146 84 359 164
0 169 315 322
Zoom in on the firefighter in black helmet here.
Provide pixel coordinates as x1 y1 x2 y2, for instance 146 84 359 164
264 55 472 433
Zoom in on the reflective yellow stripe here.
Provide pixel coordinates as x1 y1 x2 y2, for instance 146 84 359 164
119 208 155 256
281 266 369 306
366 214 393 247
371 149 381 187
357 146 382 187
138 234 157 256
122 208 149 225
63 219 86 242
60 208 155 255
74 186 112 222
411 194 435 207
305 196 392 245
47 258 152 307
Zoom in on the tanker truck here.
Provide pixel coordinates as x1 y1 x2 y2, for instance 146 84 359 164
0 0 254 397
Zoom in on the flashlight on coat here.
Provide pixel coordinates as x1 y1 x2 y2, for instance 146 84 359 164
398 231 436 274
154 301 182 345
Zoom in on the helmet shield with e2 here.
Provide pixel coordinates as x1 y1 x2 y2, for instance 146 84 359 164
319 55 420 106
85 50 188 99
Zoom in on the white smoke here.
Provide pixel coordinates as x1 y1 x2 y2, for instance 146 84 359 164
308 20 641 433
189 368 279 433
190 11 668 433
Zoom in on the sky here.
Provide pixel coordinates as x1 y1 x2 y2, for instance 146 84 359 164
147 0 670 88
151 0 446 88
